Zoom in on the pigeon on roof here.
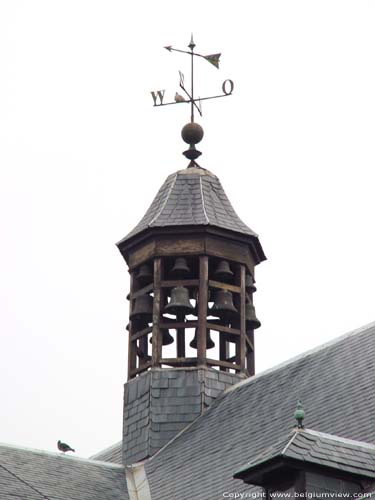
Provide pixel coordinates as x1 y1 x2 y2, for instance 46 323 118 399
57 440 75 453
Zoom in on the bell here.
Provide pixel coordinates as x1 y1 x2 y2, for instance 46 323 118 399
213 260 234 282
127 318 149 333
245 274 257 293
170 257 190 277
135 264 153 285
246 303 261 330
164 286 194 316
149 329 174 346
130 294 153 321
190 328 215 349
210 289 238 320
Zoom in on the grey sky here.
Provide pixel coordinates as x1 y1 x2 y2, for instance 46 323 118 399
1 1 374 458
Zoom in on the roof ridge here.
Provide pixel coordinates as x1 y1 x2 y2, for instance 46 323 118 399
0 442 124 469
224 320 375 395
89 440 122 460
148 173 177 226
281 430 299 454
302 429 375 450
199 177 209 224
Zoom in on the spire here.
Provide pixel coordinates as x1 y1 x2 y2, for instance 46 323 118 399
152 35 233 167
117 167 265 264
118 37 266 465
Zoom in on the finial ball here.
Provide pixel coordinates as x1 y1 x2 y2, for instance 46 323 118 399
181 122 204 145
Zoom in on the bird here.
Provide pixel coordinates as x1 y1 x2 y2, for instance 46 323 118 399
175 92 186 103
57 440 75 453
294 400 305 429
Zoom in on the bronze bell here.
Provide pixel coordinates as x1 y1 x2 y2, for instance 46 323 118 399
190 328 215 349
149 329 174 346
213 260 234 282
170 257 190 277
135 264 153 285
126 319 148 332
164 286 194 316
246 303 261 330
245 274 257 293
210 289 238 320
130 294 153 321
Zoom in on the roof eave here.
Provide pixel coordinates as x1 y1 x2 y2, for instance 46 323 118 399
117 224 266 265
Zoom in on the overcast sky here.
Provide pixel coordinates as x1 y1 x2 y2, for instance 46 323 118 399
1 1 374 458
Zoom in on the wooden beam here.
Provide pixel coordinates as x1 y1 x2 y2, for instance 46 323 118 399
208 322 240 335
160 357 198 367
130 361 152 377
245 333 254 351
209 280 241 294
161 279 199 288
131 283 153 299
161 320 198 329
239 264 246 371
131 326 152 341
128 272 137 380
206 358 241 372
151 257 163 367
197 256 209 365
219 333 229 372
247 330 255 376
176 312 185 358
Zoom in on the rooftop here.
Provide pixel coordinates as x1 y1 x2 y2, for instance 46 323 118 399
118 166 265 262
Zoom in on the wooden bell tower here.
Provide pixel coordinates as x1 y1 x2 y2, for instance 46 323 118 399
117 38 265 464
117 163 266 381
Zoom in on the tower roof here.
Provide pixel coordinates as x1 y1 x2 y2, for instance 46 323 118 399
118 166 265 260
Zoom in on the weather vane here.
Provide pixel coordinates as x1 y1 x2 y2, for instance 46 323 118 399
150 35 234 166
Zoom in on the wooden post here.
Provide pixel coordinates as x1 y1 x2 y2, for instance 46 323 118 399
139 332 148 366
176 312 185 358
247 330 255 376
152 257 163 367
219 333 229 371
197 255 208 365
128 272 137 380
239 265 246 372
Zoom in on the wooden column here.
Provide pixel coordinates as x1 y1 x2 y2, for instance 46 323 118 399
152 257 163 367
219 333 229 372
128 272 137 380
247 330 255 376
239 264 246 372
139 332 148 366
176 312 185 358
197 255 208 365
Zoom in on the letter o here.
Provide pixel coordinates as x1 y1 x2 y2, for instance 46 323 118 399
222 79 234 95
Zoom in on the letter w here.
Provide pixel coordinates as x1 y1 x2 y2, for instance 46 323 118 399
151 90 165 105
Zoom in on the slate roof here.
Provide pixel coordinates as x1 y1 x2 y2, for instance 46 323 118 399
0 442 128 500
234 428 375 481
141 322 375 498
90 441 122 464
118 166 263 249
5 322 374 500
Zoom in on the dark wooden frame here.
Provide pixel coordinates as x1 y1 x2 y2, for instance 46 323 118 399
126 240 257 379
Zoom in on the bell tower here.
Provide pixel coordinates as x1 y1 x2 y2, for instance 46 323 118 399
117 37 266 465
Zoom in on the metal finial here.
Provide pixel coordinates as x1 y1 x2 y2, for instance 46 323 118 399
188 33 195 50
294 400 305 429
150 36 234 166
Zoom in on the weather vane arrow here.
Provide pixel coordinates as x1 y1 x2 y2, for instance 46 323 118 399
150 34 234 123
164 44 221 69
150 35 234 167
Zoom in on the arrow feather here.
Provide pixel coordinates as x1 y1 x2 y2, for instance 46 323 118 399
204 53 221 69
